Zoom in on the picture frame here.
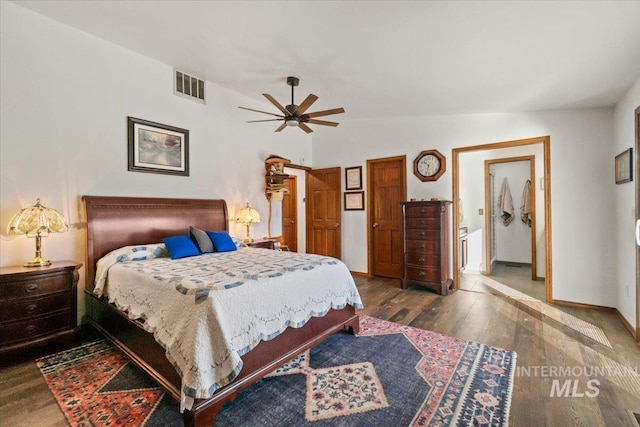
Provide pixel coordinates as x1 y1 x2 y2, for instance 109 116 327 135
345 166 363 190
344 191 365 211
615 148 633 184
128 116 189 176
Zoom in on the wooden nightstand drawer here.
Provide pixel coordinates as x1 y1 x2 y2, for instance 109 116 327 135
246 239 276 249
0 292 72 323
0 273 69 299
0 310 72 346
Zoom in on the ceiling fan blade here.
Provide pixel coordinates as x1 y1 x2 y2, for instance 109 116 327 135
296 94 319 115
274 122 287 132
247 119 284 123
238 106 284 118
307 118 340 127
263 94 289 115
298 122 313 133
304 107 345 118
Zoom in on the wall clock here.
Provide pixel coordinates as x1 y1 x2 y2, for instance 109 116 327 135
413 149 446 182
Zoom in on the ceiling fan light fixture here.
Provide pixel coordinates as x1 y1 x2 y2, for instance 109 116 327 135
285 117 300 127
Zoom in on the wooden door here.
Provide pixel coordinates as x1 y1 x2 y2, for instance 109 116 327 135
307 167 341 258
368 156 406 278
282 176 297 252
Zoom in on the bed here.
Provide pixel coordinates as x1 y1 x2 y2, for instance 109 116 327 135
82 195 361 426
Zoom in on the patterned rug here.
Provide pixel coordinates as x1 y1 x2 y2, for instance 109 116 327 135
37 316 516 426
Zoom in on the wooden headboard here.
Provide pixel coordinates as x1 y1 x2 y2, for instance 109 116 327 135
82 196 228 291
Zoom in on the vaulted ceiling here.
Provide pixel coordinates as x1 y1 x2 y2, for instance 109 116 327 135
15 1 640 119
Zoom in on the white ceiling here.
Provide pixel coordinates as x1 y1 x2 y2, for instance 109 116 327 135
14 0 640 120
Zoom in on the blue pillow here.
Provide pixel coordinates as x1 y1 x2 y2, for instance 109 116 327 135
206 231 237 252
162 236 201 259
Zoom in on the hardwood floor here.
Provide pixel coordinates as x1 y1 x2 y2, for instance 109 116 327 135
1 276 639 426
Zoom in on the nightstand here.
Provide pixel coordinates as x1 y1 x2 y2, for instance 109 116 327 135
246 239 276 250
0 261 82 358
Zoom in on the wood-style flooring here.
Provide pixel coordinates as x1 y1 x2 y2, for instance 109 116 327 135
1 276 639 426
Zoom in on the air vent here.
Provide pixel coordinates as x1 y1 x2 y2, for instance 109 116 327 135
174 69 205 104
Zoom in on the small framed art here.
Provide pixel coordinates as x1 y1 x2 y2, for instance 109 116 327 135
128 116 189 176
615 148 632 184
344 191 365 211
345 166 363 190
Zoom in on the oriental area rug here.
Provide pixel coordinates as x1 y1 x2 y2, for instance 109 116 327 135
36 316 516 426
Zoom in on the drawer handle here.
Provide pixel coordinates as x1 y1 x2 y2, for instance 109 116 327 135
420 220 425 225
418 257 425 263
418 231 426 237
25 283 38 293
418 271 426 277
418 244 425 250
25 304 38 313
419 209 425 214
25 325 37 335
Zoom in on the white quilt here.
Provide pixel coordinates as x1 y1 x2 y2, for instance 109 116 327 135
94 246 363 404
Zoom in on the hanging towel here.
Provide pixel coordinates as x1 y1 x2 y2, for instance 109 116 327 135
498 177 514 226
520 179 532 227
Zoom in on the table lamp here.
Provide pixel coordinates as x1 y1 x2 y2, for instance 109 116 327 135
235 202 261 243
7 198 69 267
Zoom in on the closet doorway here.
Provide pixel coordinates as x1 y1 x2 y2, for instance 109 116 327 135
452 136 552 302
484 156 536 280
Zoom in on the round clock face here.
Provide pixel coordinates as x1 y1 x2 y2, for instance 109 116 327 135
413 149 446 181
418 154 440 177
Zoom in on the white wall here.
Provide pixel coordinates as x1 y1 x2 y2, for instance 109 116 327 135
0 3 312 318
313 109 615 307
613 76 640 328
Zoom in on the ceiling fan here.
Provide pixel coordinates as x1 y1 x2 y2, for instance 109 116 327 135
238 76 345 133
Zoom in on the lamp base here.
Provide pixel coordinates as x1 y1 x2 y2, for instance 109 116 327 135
243 236 254 243
24 256 51 267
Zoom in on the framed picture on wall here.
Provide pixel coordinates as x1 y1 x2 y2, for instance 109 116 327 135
615 148 632 184
344 191 364 211
128 116 190 176
345 166 363 190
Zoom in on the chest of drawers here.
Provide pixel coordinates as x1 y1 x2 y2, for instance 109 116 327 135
0 261 81 358
401 200 452 295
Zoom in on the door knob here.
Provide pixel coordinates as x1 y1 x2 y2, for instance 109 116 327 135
290 220 295 224
336 222 341 227
373 223 379 228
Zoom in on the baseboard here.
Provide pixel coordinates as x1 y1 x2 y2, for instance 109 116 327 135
551 300 638 340
551 299 615 312
615 309 639 341
349 271 370 278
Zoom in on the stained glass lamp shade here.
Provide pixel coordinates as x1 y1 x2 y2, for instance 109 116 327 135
235 203 261 243
7 198 68 267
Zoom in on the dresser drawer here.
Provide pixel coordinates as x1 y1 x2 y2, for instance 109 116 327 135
404 217 440 229
404 205 441 218
405 228 440 240
0 310 72 346
405 239 440 253
0 273 70 299
0 292 72 323
404 252 440 267
404 266 441 282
